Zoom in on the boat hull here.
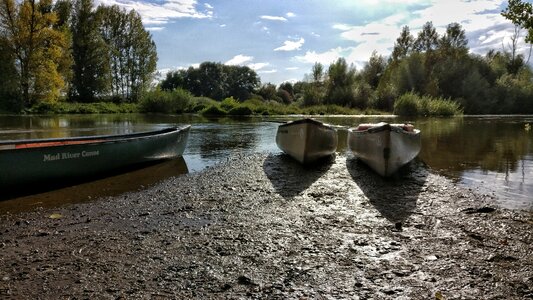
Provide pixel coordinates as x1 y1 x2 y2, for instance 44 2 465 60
276 119 338 164
0 126 190 188
347 123 420 176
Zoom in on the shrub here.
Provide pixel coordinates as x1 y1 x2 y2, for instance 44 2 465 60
201 105 227 116
139 88 192 113
228 105 253 116
393 92 421 116
139 89 173 113
188 97 218 113
425 96 462 116
220 97 239 111
394 92 462 116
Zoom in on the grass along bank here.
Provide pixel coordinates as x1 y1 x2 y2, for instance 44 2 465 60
393 92 463 116
26 101 140 114
19 89 462 116
140 88 389 116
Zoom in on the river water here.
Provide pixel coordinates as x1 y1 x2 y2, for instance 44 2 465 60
0 114 532 211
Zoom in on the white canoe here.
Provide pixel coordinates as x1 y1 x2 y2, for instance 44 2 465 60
276 118 338 164
347 122 421 176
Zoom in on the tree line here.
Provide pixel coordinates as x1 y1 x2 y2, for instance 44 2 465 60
160 62 260 101
160 20 533 115
0 0 156 111
2 0 532 115
289 20 533 115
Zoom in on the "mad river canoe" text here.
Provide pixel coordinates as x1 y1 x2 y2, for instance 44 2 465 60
43 150 100 162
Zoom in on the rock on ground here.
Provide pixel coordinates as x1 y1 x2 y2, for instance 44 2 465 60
0 153 532 299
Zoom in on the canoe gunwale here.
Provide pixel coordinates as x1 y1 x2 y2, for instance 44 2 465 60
278 118 335 132
0 125 191 150
349 124 420 136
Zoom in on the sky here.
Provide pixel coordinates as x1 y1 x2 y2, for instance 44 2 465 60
96 0 531 85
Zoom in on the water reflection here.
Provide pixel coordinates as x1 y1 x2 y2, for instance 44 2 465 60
0 157 188 214
308 116 533 210
414 117 533 209
1 114 532 210
184 118 279 171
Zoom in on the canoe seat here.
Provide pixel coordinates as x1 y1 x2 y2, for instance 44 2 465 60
355 124 373 131
395 124 414 132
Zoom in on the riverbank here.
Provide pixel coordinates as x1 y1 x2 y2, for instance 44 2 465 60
0 153 532 299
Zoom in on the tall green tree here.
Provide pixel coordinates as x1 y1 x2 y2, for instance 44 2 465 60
226 65 260 101
159 62 259 101
0 36 18 109
439 22 468 57
257 83 278 101
197 62 227 100
391 26 414 62
502 0 533 43
97 5 156 102
278 82 295 102
325 58 358 107
71 0 109 101
361 50 387 89
390 52 427 95
311 62 324 83
0 0 70 107
302 62 326 106
414 21 439 53
161 69 187 91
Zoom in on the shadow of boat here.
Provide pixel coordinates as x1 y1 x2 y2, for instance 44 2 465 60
0 157 189 214
263 153 334 199
346 157 428 224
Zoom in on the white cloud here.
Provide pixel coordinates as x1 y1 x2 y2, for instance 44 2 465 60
401 0 522 56
258 69 278 74
226 54 254 65
95 0 213 26
225 55 270 71
281 78 298 84
274 38 305 51
406 0 504 32
204 3 213 9
249 63 270 70
333 24 352 31
332 23 395 64
286 12 295 18
321 0 521 65
295 47 353 65
285 67 299 70
147 27 165 31
260 15 288 22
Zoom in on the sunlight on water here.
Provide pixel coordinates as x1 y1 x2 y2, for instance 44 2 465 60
460 156 533 210
1 114 532 211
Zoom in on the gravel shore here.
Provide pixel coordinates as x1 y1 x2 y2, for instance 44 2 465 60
0 153 532 299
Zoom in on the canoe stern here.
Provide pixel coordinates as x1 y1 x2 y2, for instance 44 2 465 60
276 119 337 164
348 123 421 176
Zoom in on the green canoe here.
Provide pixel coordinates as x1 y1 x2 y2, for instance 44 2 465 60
0 126 190 189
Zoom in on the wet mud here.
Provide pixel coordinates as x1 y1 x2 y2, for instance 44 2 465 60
0 153 532 299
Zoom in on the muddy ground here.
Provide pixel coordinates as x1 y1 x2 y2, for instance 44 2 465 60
0 153 532 299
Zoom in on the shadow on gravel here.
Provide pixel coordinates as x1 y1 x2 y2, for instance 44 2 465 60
263 153 334 199
347 157 428 224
